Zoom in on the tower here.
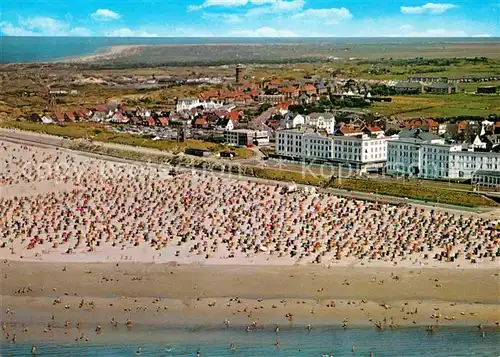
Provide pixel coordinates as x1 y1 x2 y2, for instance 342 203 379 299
235 64 245 85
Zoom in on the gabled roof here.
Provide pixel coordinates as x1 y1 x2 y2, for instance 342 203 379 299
309 112 334 120
113 112 127 122
146 116 156 126
301 84 316 91
394 82 422 89
158 117 168 126
427 83 454 89
55 112 65 122
226 111 240 121
194 117 207 126
424 119 439 127
76 110 89 117
365 125 383 133
94 104 108 112
399 128 440 142
280 86 299 94
337 126 363 136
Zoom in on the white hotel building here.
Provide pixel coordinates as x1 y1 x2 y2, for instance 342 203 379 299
281 113 336 135
176 97 224 112
276 127 394 172
387 129 500 179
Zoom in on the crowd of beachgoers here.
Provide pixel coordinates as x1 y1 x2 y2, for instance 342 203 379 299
0 140 497 267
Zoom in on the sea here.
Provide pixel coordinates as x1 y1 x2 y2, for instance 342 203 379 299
1 326 499 356
1 36 499 63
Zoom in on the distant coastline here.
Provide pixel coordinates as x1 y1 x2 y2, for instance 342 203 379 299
61 45 144 63
1 36 499 64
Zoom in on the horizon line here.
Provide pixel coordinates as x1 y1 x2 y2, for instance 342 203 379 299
1 35 498 39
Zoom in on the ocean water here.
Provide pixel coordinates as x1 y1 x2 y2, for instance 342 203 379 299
1 327 499 356
1 36 499 63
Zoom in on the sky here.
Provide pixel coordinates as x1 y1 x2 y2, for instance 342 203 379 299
0 0 498 37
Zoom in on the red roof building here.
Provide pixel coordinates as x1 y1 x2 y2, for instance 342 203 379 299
55 112 65 123
364 125 384 135
338 125 363 136
146 116 156 126
279 86 299 99
65 112 75 122
158 117 169 127
193 116 208 128
94 105 108 113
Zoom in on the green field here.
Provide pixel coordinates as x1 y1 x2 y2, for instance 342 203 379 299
458 80 500 92
371 93 500 118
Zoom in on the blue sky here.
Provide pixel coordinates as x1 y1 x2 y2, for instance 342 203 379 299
0 0 498 37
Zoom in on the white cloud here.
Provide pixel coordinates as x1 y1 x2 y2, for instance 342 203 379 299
230 26 297 37
189 0 303 12
292 7 353 23
472 33 491 37
189 0 247 11
0 16 92 36
106 28 159 37
202 12 242 23
0 22 35 36
398 27 466 37
244 0 304 16
91 9 121 21
401 3 457 15
273 0 304 11
68 27 93 36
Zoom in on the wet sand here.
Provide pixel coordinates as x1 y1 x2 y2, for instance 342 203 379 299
1 260 500 344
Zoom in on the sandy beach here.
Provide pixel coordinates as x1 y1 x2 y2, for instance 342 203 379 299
2 261 499 344
1 138 499 344
61 45 146 63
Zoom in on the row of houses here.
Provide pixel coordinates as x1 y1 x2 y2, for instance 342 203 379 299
407 75 500 84
392 81 457 95
386 128 500 182
274 117 500 185
25 101 247 132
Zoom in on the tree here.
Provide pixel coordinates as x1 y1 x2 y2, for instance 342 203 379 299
317 96 331 107
257 103 272 114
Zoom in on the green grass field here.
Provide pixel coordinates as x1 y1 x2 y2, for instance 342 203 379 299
371 93 500 118
325 178 497 207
